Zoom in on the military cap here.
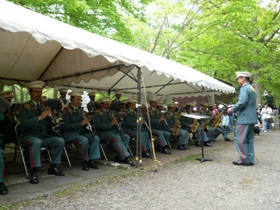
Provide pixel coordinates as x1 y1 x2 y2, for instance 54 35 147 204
58 88 68 93
69 91 83 98
26 80 45 90
88 91 97 96
0 91 13 99
235 71 252 80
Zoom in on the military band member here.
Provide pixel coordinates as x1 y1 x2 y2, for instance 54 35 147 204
0 91 18 151
148 97 171 154
110 90 122 111
199 104 216 142
19 81 65 184
208 107 233 142
58 88 69 111
87 91 99 113
165 103 189 150
94 97 135 166
63 91 100 171
180 103 213 147
122 99 153 158
0 148 8 195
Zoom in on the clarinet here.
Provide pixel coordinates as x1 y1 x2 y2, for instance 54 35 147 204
111 111 124 135
81 108 96 137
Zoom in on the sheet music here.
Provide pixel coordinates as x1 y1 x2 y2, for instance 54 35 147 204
180 112 211 120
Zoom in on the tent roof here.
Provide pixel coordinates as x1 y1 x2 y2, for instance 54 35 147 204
0 0 235 98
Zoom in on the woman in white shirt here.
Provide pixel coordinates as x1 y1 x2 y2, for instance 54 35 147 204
261 102 273 132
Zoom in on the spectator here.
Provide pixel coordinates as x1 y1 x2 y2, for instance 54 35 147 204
261 102 273 132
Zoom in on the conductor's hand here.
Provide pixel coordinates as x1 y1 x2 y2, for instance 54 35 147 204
227 108 233 114
38 110 51 121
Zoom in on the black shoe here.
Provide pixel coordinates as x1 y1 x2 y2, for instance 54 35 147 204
88 160 99 169
0 183 8 195
123 157 135 166
177 145 186 150
161 147 172 155
82 161 89 171
225 138 233 142
29 169 39 184
204 142 213 147
48 166 65 176
195 142 202 147
232 161 249 166
182 145 190 150
211 139 216 142
142 151 153 158
249 163 254 166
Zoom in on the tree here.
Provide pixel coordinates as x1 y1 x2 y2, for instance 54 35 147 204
8 0 152 44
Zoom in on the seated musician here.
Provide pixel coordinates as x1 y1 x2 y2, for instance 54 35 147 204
164 103 189 150
122 99 153 158
0 148 8 195
19 81 65 184
110 90 122 111
0 96 10 195
58 88 70 111
199 104 215 142
87 91 100 113
207 104 233 142
94 97 135 166
147 97 171 154
63 91 100 171
0 91 18 151
180 103 213 147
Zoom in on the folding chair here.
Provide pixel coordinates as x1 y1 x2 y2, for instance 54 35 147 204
15 124 71 178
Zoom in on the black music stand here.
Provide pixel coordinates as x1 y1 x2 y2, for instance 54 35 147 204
181 113 212 163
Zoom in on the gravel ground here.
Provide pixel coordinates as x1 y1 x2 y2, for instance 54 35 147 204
10 130 280 210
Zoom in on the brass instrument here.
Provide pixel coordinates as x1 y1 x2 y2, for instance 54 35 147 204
212 112 223 129
191 118 199 133
172 113 181 137
203 119 210 130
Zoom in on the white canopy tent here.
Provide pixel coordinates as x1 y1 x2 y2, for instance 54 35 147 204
0 0 235 99
0 0 236 168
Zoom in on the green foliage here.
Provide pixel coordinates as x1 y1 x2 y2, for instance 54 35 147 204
8 0 152 43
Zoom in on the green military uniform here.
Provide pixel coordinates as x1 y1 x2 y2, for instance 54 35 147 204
148 107 171 148
122 108 152 153
62 104 100 161
94 109 130 161
0 110 17 150
19 101 65 168
206 112 229 141
0 148 4 183
164 112 189 146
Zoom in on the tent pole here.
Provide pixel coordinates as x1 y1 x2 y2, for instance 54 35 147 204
136 66 142 168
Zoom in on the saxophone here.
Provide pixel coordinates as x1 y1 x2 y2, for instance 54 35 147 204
172 113 181 137
212 112 222 129
191 118 199 133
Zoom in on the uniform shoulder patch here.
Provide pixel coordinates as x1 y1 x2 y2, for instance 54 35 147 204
250 86 256 92
96 109 103 116
23 102 31 110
